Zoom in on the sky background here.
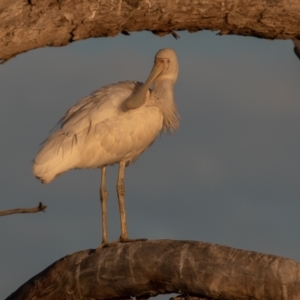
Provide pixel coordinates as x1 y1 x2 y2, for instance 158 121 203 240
1 30 300 299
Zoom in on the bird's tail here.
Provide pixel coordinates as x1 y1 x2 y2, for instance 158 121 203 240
33 129 80 183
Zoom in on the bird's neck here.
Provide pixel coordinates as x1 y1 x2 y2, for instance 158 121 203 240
151 80 179 133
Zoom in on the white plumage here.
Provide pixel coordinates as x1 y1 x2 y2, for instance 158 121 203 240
33 48 179 247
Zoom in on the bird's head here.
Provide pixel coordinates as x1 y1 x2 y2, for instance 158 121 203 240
126 48 178 109
153 48 179 84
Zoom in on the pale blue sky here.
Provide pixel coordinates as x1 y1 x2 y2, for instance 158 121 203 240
1 31 300 298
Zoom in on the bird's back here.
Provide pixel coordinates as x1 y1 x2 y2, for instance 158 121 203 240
33 81 164 183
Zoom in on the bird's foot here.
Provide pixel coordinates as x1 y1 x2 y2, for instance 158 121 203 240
95 241 109 252
111 236 148 245
96 237 147 252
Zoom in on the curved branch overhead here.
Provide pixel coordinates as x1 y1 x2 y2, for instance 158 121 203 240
6 240 300 300
1 0 300 62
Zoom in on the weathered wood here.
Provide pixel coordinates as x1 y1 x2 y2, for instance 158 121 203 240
0 202 47 217
5 240 300 300
1 0 300 62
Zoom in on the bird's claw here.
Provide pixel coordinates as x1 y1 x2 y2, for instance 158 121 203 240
95 241 110 252
96 238 147 252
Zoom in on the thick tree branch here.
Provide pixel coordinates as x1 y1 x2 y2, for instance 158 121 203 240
5 240 300 300
1 0 300 62
0 202 47 217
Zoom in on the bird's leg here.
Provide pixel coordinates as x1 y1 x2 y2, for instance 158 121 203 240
100 166 109 247
117 161 129 242
115 161 147 244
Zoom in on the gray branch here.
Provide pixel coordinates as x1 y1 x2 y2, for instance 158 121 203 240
0 202 47 217
5 240 300 300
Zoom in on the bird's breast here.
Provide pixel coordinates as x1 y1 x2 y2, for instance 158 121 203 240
78 106 163 167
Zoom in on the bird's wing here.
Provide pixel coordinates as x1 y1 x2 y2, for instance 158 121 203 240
58 81 141 137
34 81 142 176
34 81 157 181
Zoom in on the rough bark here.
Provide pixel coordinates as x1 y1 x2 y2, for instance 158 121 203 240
0 202 47 217
5 240 300 300
1 0 300 62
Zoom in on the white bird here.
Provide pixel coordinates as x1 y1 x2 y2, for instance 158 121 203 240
33 48 179 247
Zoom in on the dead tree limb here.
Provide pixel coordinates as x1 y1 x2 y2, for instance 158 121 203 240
0 202 47 217
1 0 300 62
5 240 300 300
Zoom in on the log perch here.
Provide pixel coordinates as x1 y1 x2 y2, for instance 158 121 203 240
5 240 300 300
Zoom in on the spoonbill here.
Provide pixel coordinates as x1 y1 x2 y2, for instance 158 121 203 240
33 48 179 247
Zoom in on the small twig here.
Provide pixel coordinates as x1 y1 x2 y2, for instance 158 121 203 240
171 31 180 39
151 30 180 39
0 202 47 217
293 39 300 60
121 30 130 36
171 295 213 300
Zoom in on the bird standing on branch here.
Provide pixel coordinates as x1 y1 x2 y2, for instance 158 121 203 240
33 48 180 247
